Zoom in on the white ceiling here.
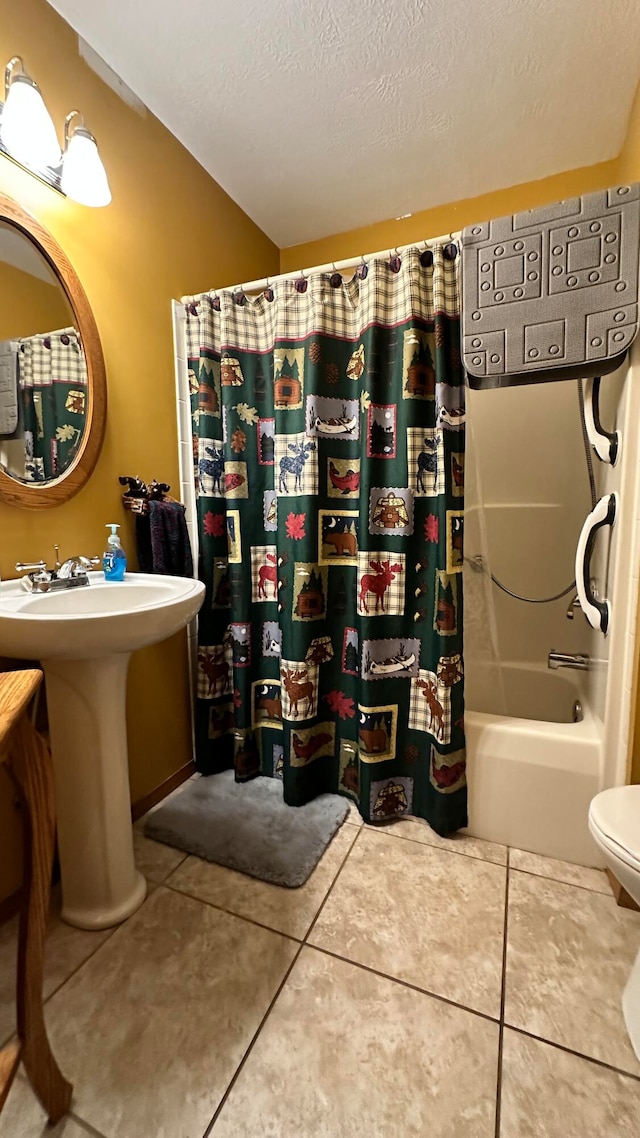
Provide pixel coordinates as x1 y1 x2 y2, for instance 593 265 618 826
47 0 640 247
0 223 61 284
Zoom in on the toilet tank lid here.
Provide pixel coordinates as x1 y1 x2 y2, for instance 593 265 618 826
589 786 640 860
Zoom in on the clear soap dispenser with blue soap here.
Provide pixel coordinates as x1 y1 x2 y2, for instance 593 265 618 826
103 523 127 581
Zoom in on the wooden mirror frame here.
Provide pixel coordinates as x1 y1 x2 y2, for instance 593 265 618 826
0 195 106 509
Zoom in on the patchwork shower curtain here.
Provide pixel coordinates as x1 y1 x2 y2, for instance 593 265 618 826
18 327 87 480
184 246 466 834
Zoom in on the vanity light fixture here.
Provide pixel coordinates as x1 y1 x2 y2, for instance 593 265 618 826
1 56 61 170
0 57 111 206
60 111 111 207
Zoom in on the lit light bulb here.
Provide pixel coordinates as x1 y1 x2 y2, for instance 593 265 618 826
61 118 111 207
1 72 61 169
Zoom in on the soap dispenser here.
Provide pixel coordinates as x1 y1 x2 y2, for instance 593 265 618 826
103 523 127 581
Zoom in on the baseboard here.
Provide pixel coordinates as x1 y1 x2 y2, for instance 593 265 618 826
131 761 196 823
606 868 640 912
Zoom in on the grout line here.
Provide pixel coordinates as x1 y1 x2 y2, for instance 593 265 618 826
200 818 363 1136
506 1024 640 1084
68 1109 111 1138
494 847 511 1138
363 823 507 868
201 941 305 1138
40 924 121 1010
161 820 362 945
306 942 501 1027
144 851 189 885
159 879 304 945
507 864 613 898
303 822 361 944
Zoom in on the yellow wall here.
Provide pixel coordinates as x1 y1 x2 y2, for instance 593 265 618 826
0 0 278 905
281 79 640 271
0 260 72 339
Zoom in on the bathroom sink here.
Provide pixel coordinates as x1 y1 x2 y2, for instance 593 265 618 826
0 571 205 931
0 572 204 659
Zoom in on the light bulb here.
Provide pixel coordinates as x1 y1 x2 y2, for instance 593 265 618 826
61 127 111 207
1 74 61 169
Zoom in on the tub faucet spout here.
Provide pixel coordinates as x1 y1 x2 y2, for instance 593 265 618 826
548 651 590 671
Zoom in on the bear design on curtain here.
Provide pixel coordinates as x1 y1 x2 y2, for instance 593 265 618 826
184 245 466 835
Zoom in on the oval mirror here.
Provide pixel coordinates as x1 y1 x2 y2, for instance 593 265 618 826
0 195 106 508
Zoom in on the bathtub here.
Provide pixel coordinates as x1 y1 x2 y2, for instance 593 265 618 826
464 662 603 866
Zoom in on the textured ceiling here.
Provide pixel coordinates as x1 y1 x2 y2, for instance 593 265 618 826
47 0 640 247
0 224 59 284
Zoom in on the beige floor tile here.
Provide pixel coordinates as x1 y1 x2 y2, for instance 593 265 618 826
509 848 611 894
500 1028 640 1137
133 774 200 833
42 886 297 1138
505 870 640 1075
366 816 507 865
167 821 358 939
211 946 499 1138
309 828 506 1016
133 830 187 883
344 798 364 827
0 890 114 1047
0 1076 99 1138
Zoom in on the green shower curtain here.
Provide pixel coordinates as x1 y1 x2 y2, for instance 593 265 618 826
18 327 88 481
184 246 466 834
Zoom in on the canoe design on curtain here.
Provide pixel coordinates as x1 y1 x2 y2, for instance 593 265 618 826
184 246 466 835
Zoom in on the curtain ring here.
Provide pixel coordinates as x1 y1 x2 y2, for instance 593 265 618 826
389 248 402 273
356 255 369 280
330 263 342 287
295 269 308 293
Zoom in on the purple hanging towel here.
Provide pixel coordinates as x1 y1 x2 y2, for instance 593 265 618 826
148 499 194 577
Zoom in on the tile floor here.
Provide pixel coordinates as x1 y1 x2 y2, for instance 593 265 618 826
2 795 640 1137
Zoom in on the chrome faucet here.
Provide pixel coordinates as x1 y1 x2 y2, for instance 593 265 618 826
15 546 100 592
548 651 590 671
57 555 101 579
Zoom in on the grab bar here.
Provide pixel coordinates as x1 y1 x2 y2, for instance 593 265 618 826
575 493 617 634
584 377 620 466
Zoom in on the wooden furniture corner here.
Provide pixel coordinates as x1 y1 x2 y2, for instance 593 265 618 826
606 867 640 912
0 670 72 1123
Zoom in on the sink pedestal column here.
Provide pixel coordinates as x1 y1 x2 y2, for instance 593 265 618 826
43 652 147 930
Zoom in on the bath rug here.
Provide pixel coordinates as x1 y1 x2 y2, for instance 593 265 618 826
143 770 349 887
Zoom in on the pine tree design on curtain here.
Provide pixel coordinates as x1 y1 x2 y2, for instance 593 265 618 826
184 246 466 834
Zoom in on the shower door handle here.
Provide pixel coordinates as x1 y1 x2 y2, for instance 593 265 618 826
583 377 620 465
575 493 617 635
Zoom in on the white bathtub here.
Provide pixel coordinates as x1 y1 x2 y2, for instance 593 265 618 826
464 662 603 866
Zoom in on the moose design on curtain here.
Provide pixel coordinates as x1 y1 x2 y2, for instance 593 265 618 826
184 246 466 834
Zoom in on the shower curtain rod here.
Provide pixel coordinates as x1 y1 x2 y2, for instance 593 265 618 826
208 228 462 297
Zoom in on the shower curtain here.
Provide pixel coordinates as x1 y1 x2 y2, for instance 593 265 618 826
18 327 87 481
184 246 466 834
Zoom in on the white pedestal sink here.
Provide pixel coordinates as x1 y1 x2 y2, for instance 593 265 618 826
0 573 204 929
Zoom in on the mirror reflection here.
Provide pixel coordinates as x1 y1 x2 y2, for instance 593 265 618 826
0 220 88 483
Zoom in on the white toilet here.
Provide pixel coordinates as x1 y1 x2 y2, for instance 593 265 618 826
589 785 640 1060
